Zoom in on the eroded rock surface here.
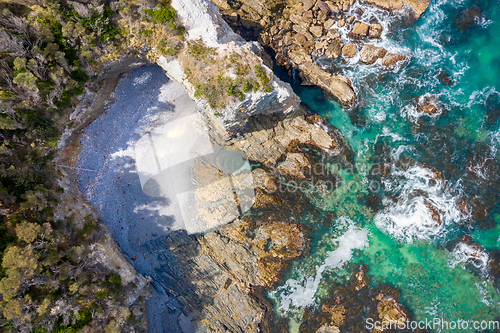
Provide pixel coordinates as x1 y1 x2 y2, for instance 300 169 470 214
360 44 388 64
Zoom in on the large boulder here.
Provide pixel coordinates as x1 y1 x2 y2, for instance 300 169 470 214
359 44 387 64
368 23 383 38
342 43 357 58
317 1 330 14
325 39 344 59
381 53 406 66
350 21 369 38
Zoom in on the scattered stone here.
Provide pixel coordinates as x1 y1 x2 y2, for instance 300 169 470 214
325 39 344 59
368 23 383 38
326 1 339 13
310 25 324 38
240 4 261 21
381 53 406 66
290 14 305 25
287 47 356 105
303 0 316 11
347 15 355 24
317 1 330 14
351 21 369 38
317 10 328 22
293 24 310 36
338 18 345 27
261 33 271 45
342 2 349 11
303 39 315 48
342 43 357 58
283 32 293 46
269 25 278 36
359 44 387 64
294 33 307 44
324 18 335 30
303 9 314 21
326 28 340 39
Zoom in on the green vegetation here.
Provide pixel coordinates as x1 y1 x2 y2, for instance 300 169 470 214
0 0 184 331
144 5 176 25
183 43 274 109
186 38 217 61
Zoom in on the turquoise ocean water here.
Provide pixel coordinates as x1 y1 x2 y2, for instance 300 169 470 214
269 0 500 331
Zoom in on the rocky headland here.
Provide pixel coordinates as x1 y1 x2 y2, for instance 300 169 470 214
55 0 435 331
212 0 430 107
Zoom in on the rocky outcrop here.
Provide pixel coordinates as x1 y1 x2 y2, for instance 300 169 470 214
299 266 413 333
158 0 300 142
278 153 311 178
147 194 309 332
362 0 431 18
231 107 343 166
360 44 388 64
288 48 356 105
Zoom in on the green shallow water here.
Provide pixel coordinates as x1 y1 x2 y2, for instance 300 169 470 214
270 0 500 331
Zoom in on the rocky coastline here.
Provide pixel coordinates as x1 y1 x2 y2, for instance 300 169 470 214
56 0 437 331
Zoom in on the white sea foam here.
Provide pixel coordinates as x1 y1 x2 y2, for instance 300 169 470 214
374 164 464 243
274 218 368 312
450 241 490 273
400 93 443 121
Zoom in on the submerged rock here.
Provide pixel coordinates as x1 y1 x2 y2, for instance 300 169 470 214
437 71 453 85
455 5 485 31
360 44 388 64
416 94 442 116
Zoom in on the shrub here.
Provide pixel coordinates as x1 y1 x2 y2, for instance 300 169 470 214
144 6 176 25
